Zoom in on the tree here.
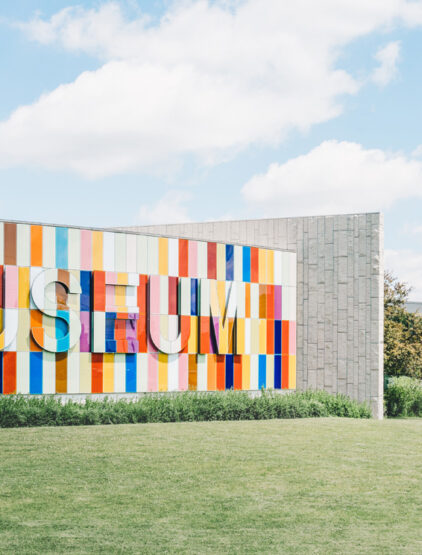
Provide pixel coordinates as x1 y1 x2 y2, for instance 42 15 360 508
384 272 422 379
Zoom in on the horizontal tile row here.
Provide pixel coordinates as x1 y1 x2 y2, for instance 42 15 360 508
0 266 296 321
0 352 296 394
0 222 296 285
0 308 295 356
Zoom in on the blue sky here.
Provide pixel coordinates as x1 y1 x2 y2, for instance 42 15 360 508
1 1 422 296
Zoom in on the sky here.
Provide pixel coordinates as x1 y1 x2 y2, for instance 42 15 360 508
1 0 422 297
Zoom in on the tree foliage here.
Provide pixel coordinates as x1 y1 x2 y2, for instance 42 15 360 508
384 272 422 379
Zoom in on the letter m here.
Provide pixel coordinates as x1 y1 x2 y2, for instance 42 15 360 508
199 279 237 354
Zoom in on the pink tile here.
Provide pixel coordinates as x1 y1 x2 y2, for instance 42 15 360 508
178 353 188 391
147 353 158 392
5 266 18 308
289 321 296 355
188 241 198 277
80 230 92 270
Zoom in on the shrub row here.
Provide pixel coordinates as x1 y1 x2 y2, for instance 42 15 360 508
384 376 422 417
0 390 371 428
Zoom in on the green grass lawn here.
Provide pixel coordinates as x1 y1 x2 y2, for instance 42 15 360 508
0 419 421 554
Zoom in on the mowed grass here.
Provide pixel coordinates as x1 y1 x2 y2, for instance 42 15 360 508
0 419 421 554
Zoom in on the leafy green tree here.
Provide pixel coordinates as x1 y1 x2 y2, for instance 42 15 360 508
384 272 422 379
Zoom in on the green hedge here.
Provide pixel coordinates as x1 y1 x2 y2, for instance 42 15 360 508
384 376 422 417
0 390 371 428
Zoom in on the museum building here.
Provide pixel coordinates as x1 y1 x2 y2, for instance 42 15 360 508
0 212 384 418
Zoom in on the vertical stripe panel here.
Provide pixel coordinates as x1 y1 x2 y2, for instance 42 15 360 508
42 352 56 394
30 225 43 267
216 243 225 281
147 236 158 275
168 238 178 277
115 233 126 272
42 226 55 268
16 352 30 394
274 354 282 389
55 227 68 268
67 350 80 393
114 353 126 393
103 232 115 272
126 234 137 273
136 353 148 392
56 353 67 393
16 224 30 266
80 229 92 270
158 237 168 275
68 227 81 270
136 235 148 274
148 353 158 392
92 353 103 393
188 241 197 278
79 353 92 393
258 354 266 389
158 353 168 391
178 353 188 391
242 354 250 390
188 354 197 390
30 352 43 394
92 231 103 271
4 222 17 265
126 354 137 393
225 354 234 389
197 354 207 391
0 223 3 265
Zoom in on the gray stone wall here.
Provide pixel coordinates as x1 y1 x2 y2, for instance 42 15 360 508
121 213 384 418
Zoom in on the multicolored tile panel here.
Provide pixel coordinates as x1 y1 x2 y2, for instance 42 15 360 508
0 221 296 395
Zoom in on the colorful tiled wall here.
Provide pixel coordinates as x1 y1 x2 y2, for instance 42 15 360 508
0 221 296 395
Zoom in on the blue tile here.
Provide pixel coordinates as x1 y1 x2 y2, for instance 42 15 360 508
80 271 91 311
274 320 282 354
225 354 234 389
55 227 68 269
125 354 137 393
258 355 266 389
226 244 234 281
191 279 198 315
242 246 251 282
30 352 43 394
274 355 281 389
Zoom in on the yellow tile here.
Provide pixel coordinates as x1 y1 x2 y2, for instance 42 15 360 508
115 285 126 307
117 273 128 285
103 353 114 393
242 354 250 390
236 318 245 355
259 319 267 353
18 267 30 309
158 237 168 275
187 316 198 353
158 353 168 391
288 356 296 389
92 231 103 271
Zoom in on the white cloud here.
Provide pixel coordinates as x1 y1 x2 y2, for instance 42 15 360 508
138 190 192 225
241 140 422 216
372 41 401 86
2 1 422 178
385 249 422 301
412 144 422 158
